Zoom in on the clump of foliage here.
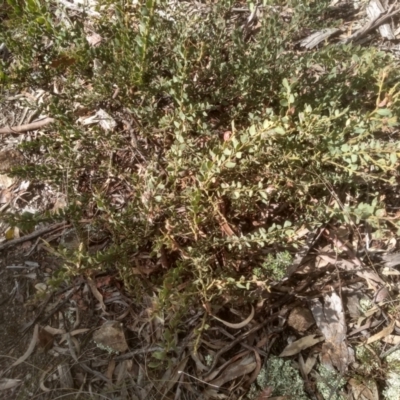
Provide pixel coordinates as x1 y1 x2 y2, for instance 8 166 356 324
383 350 400 400
253 356 308 399
1 0 400 351
316 365 347 400
261 251 292 281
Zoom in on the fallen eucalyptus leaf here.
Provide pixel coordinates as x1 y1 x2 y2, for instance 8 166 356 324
279 335 323 357
366 320 395 344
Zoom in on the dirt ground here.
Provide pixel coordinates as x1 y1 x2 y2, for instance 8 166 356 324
0 251 97 400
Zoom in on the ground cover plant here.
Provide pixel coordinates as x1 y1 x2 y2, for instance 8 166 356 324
1 0 400 398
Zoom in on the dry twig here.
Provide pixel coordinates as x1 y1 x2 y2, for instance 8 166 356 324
0 117 55 135
0 222 67 252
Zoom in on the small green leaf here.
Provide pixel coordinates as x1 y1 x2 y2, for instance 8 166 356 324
274 126 286 135
152 351 166 360
376 108 392 116
226 162 236 168
282 78 290 90
148 361 161 368
375 209 386 217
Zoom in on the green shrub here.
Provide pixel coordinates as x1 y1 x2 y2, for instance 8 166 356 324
1 0 400 343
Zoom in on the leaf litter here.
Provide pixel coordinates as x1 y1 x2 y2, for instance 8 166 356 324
2 0 400 399
3 220 400 398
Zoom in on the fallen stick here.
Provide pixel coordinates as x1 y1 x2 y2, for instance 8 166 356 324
342 5 400 44
0 222 67 252
0 117 55 134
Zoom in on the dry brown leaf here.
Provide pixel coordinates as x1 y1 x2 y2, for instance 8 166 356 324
299 353 318 376
210 305 254 329
38 327 54 352
59 328 89 344
364 305 380 318
366 320 395 344
348 377 379 400
374 286 390 303
383 335 400 345
293 226 310 239
159 356 189 395
106 358 116 382
209 353 257 387
325 230 385 288
115 360 130 384
319 254 384 288
11 324 38 367
191 352 208 372
286 227 323 276
87 277 107 313
70 328 90 336
93 321 128 353
247 348 262 386
279 335 323 357
39 368 52 393
44 325 66 335
0 378 21 391
58 363 74 389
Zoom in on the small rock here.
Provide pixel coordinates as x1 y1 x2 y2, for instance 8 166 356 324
93 321 128 353
288 307 315 333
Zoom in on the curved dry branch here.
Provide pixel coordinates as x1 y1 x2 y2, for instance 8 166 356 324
0 117 55 135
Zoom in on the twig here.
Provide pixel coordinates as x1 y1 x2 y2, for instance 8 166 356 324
38 283 83 327
0 222 67 252
0 117 55 135
66 333 112 384
114 346 164 361
204 312 283 376
342 6 400 44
